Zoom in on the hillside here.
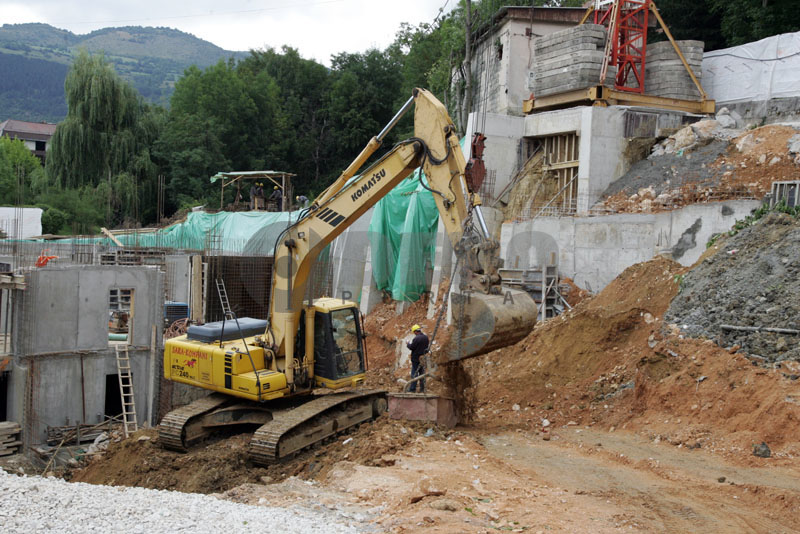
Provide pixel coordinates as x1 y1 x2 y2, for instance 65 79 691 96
0 23 247 121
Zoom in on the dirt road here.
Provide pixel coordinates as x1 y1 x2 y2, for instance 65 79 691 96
482 428 799 533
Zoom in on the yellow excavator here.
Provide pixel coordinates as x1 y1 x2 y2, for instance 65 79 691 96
158 89 538 463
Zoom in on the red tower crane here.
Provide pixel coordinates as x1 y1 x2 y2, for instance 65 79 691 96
593 0 651 94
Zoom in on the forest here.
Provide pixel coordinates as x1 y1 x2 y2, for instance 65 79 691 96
1 0 797 235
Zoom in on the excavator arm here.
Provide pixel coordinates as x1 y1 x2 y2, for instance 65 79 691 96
266 89 537 384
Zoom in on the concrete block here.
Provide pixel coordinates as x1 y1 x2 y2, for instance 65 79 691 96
534 23 606 45
388 393 458 428
535 43 598 63
647 40 704 52
535 37 604 58
535 51 606 72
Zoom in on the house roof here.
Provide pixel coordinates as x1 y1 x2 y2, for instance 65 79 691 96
0 119 58 138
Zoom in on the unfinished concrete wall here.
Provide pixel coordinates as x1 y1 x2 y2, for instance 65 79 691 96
11 349 156 445
165 255 190 304
21 266 163 354
464 11 583 118
6 265 163 446
524 106 626 213
501 200 759 292
523 106 700 215
464 112 525 204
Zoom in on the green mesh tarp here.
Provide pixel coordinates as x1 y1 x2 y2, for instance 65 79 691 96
368 168 439 302
45 211 303 255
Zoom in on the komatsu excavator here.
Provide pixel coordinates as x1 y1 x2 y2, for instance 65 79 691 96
158 89 538 464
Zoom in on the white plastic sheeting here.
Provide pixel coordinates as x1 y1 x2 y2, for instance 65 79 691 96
0 207 42 238
702 32 800 104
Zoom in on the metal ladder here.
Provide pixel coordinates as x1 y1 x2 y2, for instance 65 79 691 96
215 278 234 320
115 345 138 437
215 278 262 400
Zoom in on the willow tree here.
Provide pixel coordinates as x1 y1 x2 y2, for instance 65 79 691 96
46 50 162 225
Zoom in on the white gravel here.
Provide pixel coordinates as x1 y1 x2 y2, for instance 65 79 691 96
0 469 370 533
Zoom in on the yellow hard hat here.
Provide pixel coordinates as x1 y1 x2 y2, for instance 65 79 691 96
274 185 279 190
295 195 300 200
411 324 422 332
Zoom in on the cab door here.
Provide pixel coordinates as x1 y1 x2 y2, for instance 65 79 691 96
313 307 365 385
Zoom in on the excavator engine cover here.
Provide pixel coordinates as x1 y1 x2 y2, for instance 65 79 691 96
448 288 537 361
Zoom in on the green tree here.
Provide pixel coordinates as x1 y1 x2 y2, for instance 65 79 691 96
46 50 163 227
238 47 331 191
708 0 800 46
327 49 404 166
0 136 44 204
156 60 284 209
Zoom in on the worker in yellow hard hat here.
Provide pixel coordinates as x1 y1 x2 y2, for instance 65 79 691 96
406 324 429 393
296 194 309 208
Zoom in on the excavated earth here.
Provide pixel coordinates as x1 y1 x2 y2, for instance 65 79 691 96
36 212 799 532
666 212 800 363
601 124 800 213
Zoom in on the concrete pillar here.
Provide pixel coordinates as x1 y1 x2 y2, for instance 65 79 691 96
359 244 382 314
427 219 448 319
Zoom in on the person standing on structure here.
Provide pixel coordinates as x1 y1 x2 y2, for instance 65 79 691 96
406 324 429 393
296 194 309 209
249 182 258 210
269 186 283 211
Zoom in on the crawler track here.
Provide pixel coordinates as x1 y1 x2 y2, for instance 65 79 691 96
157 394 232 451
249 390 386 465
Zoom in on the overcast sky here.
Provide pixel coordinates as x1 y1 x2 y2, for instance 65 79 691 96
2 0 453 65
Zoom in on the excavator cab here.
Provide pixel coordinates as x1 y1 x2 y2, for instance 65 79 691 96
309 299 366 389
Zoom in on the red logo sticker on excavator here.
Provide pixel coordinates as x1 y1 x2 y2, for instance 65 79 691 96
184 358 197 368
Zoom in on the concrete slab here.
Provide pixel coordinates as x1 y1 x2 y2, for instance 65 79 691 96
387 393 458 428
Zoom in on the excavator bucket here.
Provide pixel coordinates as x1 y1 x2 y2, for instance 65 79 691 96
448 288 537 361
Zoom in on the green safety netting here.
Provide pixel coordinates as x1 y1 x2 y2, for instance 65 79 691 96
368 168 439 302
45 211 304 255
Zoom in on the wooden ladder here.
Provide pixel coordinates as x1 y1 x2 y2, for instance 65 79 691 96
115 345 138 437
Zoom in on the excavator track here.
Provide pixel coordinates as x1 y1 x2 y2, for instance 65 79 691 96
249 390 386 465
158 393 232 451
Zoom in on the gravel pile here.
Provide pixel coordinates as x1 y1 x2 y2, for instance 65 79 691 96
665 212 800 363
0 468 371 533
602 138 729 199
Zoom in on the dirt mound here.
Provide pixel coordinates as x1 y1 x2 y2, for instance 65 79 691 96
463 253 800 456
68 419 438 494
69 430 269 493
468 256 685 411
666 211 800 362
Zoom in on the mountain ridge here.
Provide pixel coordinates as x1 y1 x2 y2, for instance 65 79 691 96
0 23 249 122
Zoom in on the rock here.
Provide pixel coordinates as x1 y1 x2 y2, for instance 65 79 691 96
716 113 737 129
259 476 273 484
137 435 151 442
753 442 771 458
735 133 756 154
671 126 697 150
691 119 720 139
788 134 800 155
758 154 766 165
512 404 520 411
541 419 551 428
429 498 460 512
717 476 726 483
777 337 788 351
411 477 446 504
768 156 781 166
